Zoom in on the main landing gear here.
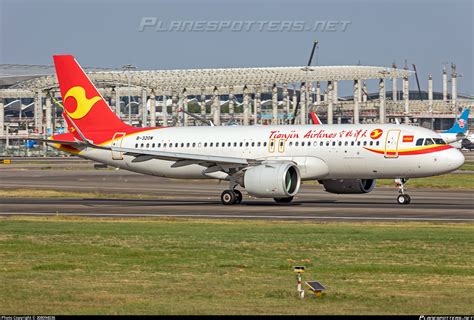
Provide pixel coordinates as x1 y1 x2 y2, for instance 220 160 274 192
221 189 243 205
395 178 411 205
221 178 243 205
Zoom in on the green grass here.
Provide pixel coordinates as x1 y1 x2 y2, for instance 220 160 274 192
377 173 474 189
459 161 474 171
0 217 473 315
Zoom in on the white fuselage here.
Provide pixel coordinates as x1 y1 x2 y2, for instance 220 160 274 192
70 124 464 181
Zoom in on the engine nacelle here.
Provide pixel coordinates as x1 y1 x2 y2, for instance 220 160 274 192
321 179 376 194
244 162 301 198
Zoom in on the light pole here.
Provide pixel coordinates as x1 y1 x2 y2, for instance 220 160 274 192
5 123 10 152
122 64 136 125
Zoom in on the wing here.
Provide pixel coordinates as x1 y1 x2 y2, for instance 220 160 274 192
111 146 255 173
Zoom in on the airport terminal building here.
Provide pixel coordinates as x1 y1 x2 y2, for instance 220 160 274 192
0 63 472 156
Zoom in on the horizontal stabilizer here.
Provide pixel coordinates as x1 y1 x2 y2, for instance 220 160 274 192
25 137 86 147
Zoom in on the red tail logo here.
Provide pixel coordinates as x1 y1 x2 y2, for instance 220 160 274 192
64 86 101 119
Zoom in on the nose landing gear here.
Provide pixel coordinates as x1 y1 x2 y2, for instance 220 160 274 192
395 178 411 205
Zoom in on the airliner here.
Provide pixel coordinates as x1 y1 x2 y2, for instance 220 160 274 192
439 108 470 144
33 55 465 205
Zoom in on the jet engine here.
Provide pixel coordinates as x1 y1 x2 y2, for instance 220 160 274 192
243 162 301 198
321 179 376 194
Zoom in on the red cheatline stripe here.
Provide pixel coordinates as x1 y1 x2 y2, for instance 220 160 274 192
364 145 452 156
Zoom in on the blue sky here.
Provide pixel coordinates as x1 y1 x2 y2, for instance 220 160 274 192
0 0 472 95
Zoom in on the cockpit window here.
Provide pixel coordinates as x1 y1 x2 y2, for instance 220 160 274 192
433 138 446 145
416 138 424 146
424 138 435 146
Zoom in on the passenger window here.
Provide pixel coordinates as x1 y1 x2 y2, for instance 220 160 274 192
295 141 299 147
192 143 196 147
424 138 434 146
135 143 138 148
351 141 354 146
289 141 293 146
245 142 249 147
369 141 373 146
363 141 367 146
313 141 318 146
338 141 342 146
239 142 243 147
186 143 190 147
332 141 336 146
228 142 231 147
158 143 161 148
345 141 349 146
257 142 261 147
181 143 184 147
198 142 202 147
251 142 255 147
216 143 219 147
301 141 305 147
204 143 207 147
210 142 213 147
263 142 267 147
326 141 330 146
152 143 155 148
233 142 237 147
357 141 361 146
416 138 424 146
376 141 380 146
141 143 144 148
146 143 149 148
320 141 324 146
163 143 167 147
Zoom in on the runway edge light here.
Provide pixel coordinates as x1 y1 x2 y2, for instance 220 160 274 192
293 266 305 298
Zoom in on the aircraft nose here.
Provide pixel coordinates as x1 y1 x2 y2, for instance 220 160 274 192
441 148 465 172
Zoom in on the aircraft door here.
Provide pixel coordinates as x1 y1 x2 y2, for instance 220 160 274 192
111 132 126 160
277 139 286 153
268 138 276 153
384 130 400 158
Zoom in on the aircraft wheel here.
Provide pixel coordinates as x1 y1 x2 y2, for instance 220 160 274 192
404 194 411 204
397 194 411 205
221 190 237 205
234 190 243 204
274 196 294 203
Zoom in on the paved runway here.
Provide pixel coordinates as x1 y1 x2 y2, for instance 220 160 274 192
0 167 472 222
